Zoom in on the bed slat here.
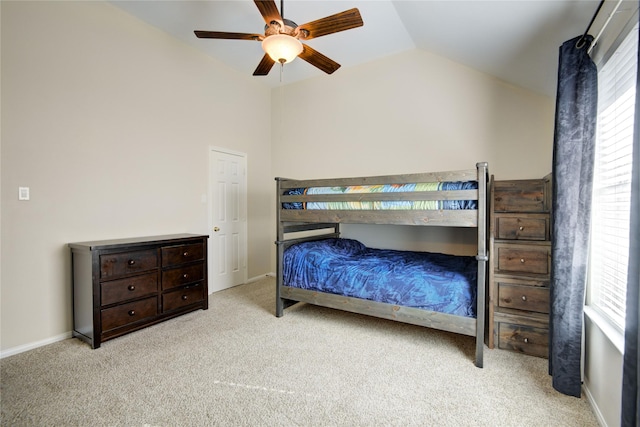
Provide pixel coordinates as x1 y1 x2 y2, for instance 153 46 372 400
278 169 477 189
280 209 478 227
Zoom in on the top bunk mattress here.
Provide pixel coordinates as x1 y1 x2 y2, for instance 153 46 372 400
282 181 478 210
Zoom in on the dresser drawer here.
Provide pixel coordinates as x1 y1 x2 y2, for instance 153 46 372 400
495 216 548 241
162 243 204 267
101 296 158 332
163 283 205 312
497 283 549 314
100 249 158 279
162 263 205 290
101 273 159 306
498 322 548 358
493 180 547 213
495 244 550 275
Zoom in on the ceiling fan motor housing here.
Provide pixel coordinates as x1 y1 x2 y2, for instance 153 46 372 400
264 18 302 37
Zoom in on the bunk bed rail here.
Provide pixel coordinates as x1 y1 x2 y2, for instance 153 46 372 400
276 167 485 227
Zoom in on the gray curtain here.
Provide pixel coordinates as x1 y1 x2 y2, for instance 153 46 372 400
549 34 597 397
621 15 640 426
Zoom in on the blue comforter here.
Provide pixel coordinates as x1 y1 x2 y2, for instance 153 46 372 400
283 238 477 317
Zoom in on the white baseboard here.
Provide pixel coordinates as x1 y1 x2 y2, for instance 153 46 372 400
1 331 72 359
208 273 275 294
583 382 608 427
246 273 275 282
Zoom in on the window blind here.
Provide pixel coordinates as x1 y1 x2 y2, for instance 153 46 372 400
590 21 638 330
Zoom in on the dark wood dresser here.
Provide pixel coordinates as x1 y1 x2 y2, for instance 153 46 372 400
487 175 552 358
69 234 208 348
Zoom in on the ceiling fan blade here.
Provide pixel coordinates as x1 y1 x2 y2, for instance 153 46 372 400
298 44 340 74
296 8 363 41
253 54 276 76
194 31 262 41
254 0 283 26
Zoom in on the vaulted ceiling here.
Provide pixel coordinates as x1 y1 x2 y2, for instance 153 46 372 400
111 1 627 97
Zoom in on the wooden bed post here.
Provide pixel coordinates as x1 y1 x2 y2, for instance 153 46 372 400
475 162 489 368
275 177 285 317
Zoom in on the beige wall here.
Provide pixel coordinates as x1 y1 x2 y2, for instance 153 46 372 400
1 1 272 352
272 49 555 180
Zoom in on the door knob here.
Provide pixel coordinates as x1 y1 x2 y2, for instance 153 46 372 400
213 227 220 232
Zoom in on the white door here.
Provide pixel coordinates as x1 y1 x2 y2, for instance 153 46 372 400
209 148 247 293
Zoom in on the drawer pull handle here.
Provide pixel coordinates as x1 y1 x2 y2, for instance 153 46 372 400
520 258 525 263
519 226 524 231
183 273 189 279
128 310 136 316
183 252 189 257
128 285 136 291
182 295 188 301
521 295 527 301
128 260 136 266
523 337 529 343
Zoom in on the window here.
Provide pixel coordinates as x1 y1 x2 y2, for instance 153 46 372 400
589 21 638 331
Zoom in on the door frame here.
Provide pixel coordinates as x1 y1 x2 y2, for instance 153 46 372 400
208 146 248 294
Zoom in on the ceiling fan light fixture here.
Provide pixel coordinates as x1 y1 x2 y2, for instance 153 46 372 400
262 34 303 64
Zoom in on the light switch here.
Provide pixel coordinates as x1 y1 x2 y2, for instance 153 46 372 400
18 187 30 201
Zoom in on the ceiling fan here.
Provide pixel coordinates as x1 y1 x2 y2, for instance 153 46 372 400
194 0 364 76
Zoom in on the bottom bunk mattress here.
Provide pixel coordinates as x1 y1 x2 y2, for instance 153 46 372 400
282 238 477 318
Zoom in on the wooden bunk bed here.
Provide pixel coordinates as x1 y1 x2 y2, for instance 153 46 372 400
274 163 488 367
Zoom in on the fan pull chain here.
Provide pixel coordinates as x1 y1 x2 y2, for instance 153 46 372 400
279 62 284 150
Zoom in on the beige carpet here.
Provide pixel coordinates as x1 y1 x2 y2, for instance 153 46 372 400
1 276 598 426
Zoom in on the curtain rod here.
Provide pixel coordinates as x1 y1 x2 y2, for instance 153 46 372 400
577 0 606 49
